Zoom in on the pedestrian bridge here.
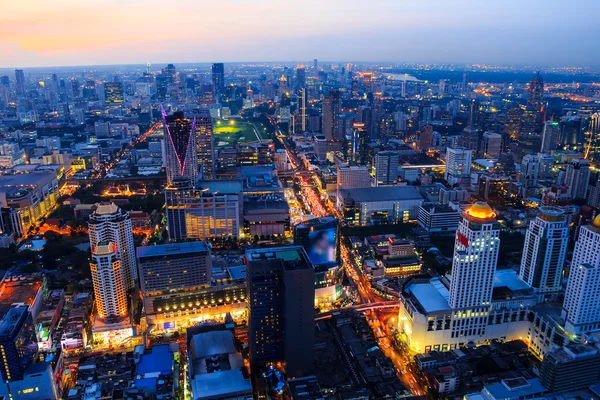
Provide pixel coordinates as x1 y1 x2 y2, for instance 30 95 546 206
315 301 400 321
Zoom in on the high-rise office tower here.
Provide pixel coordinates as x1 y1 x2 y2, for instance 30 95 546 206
90 242 128 322
88 202 136 290
104 82 124 108
541 121 560 152
519 207 569 293
163 110 199 185
14 69 25 96
137 241 212 294
519 153 540 188
418 125 433 150
193 109 214 180
373 151 399 186
528 71 545 123
562 216 600 335
211 63 225 96
322 90 340 141
0 307 35 382
246 246 315 378
565 158 590 199
481 131 503 159
278 74 288 98
444 147 472 185
295 66 306 92
299 88 307 132
448 203 500 337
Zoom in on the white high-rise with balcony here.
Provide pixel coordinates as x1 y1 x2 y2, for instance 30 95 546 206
562 216 600 335
90 242 128 322
519 207 569 294
88 202 136 290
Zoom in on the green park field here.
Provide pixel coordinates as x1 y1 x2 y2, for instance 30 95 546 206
214 120 264 147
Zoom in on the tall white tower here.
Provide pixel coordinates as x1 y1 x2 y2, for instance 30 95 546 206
562 216 600 335
90 242 128 322
449 202 500 339
88 202 136 290
519 207 569 294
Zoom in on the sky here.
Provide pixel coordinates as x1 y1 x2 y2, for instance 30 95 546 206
1 0 599 68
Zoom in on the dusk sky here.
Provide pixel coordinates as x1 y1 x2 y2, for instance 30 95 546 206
2 0 599 68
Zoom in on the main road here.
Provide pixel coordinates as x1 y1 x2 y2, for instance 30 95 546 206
265 116 426 395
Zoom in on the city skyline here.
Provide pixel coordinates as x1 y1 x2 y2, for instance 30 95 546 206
2 0 600 68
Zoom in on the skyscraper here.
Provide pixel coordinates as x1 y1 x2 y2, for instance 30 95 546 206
541 121 560 152
14 69 25 96
528 71 545 124
246 246 315 378
481 131 503 159
565 158 590 199
374 151 399 186
448 202 500 337
193 109 214 180
519 153 540 188
104 82 124 108
322 90 340 141
88 202 136 291
444 147 472 185
163 110 199 185
561 216 600 335
90 242 128 322
211 63 225 96
0 307 34 382
519 207 569 293
295 66 306 92
418 125 433 150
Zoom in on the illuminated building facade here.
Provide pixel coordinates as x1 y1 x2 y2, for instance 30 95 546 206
322 90 340 141
163 110 198 185
104 82 124 108
88 202 136 290
293 217 343 306
90 242 128 322
165 179 242 241
193 109 215 180
398 203 536 353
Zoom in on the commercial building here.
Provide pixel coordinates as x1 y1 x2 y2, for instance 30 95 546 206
294 217 343 306
481 132 502 159
163 111 199 185
0 307 36 383
565 158 590 199
398 203 537 352
6 362 58 399
418 204 461 233
104 82 124 108
211 63 225 95
0 171 60 238
338 186 424 226
188 328 252 400
561 216 600 336
444 147 472 185
165 179 242 241
539 344 600 392
141 265 246 330
242 166 289 236
519 207 568 294
137 242 212 294
246 247 315 378
322 90 340 141
90 242 128 323
336 165 371 189
373 151 399 186
88 202 136 290
193 108 215 180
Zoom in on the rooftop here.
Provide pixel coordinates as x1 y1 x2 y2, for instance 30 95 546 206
339 186 424 203
136 241 210 259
